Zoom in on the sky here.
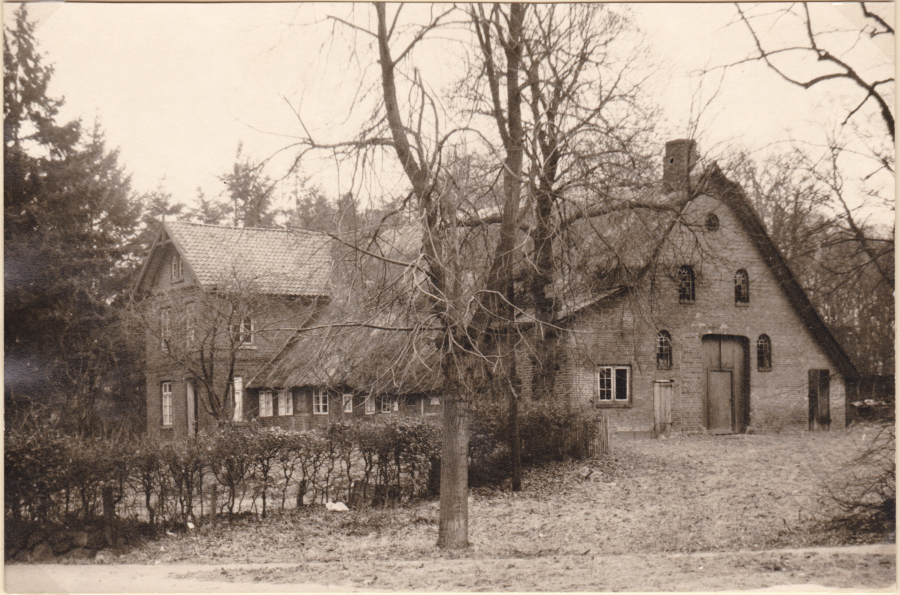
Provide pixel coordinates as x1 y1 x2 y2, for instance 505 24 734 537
6 2 895 225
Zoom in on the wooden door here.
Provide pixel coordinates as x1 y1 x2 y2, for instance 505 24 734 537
653 381 673 436
702 335 750 434
707 370 733 432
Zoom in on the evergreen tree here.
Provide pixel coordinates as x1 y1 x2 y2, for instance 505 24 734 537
4 6 143 432
220 143 277 227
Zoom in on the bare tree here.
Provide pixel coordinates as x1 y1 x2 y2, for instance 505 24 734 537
132 270 324 424
734 2 894 141
287 2 688 547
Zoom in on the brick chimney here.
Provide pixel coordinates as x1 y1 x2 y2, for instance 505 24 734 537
663 139 698 194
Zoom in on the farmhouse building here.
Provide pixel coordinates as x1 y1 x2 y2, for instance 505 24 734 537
134 140 856 439
518 140 857 436
133 222 333 439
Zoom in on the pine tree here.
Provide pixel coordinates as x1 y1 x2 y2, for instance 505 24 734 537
4 6 143 431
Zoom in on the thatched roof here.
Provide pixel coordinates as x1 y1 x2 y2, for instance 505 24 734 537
249 318 443 394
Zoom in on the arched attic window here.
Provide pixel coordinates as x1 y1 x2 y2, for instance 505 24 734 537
657 331 673 370
757 335 772 371
678 265 695 303
735 269 750 304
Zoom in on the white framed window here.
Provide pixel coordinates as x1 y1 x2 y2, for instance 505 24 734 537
171 254 184 281
160 307 171 352
231 376 243 422
596 366 630 405
364 394 375 415
278 390 293 416
429 395 441 406
342 393 353 414
313 388 328 415
185 302 196 348
231 316 253 345
161 381 173 426
380 395 398 413
259 390 274 417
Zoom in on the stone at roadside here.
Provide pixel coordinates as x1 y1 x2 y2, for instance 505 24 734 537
30 542 54 562
26 533 46 551
69 547 93 561
72 531 89 548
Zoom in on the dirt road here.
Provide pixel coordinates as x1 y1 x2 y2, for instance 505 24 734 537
6 544 895 593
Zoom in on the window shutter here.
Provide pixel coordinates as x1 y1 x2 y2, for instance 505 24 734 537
818 371 831 427
808 370 831 430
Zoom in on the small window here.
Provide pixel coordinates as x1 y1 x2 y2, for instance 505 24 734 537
735 269 750 304
429 395 441 406
678 265 695 303
161 381 173 426
185 302 196 347
171 254 184 281
657 331 673 370
757 335 772 371
364 395 375 415
231 377 244 422
231 316 253 345
277 390 292 416
160 307 171 352
380 395 398 413
596 366 630 405
705 213 719 232
342 394 353 414
313 389 328 415
259 390 274 417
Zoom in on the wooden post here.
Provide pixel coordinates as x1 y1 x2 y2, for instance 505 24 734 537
209 483 218 517
102 486 117 546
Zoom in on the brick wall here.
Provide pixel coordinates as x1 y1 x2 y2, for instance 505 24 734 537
526 193 847 435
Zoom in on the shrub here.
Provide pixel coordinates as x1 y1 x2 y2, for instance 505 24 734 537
822 422 895 534
469 398 601 484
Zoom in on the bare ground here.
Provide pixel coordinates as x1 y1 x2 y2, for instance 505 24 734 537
7 426 896 591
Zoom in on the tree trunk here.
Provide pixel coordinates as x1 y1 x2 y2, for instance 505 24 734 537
509 376 522 491
437 388 469 549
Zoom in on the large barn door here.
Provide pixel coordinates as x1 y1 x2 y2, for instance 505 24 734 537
703 335 750 434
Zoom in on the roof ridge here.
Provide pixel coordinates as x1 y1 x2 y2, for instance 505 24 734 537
166 220 329 237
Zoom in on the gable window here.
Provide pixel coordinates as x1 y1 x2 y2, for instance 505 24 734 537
171 254 184 281
596 366 630 405
313 388 328 415
705 213 719 232
342 394 353 414
678 265 695 303
364 395 375 415
161 381 173 426
757 335 772 371
231 316 253 345
259 390 274 417
735 269 750 304
657 331 673 370
160 307 171 352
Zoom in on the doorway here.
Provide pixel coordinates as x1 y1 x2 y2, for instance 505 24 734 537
702 335 750 433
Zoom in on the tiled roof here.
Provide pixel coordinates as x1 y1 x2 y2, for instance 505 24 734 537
166 222 332 297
